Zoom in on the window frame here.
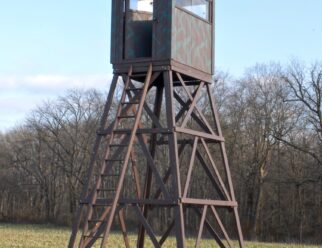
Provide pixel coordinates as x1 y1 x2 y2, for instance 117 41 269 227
127 0 154 13
175 0 213 23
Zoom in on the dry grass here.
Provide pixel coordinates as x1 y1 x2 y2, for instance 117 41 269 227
0 224 321 248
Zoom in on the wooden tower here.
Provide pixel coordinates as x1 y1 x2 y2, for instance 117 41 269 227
69 0 244 247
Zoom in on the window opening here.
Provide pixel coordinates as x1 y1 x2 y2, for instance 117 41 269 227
130 0 153 13
176 0 210 20
124 0 154 59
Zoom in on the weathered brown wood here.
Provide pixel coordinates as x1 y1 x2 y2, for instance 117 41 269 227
200 138 231 201
152 142 187 202
210 206 233 248
83 222 107 248
78 66 134 247
83 206 122 248
80 67 133 247
173 91 210 133
97 84 143 137
195 206 207 248
177 72 215 134
156 138 219 145
164 70 186 248
171 60 213 83
175 127 224 141
195 149 228 201
181 198 237 207
181 82 204 128
175 88 198 121
72 0 244 246
130 150 142 199
69 74 119 248
114 62 171 74
206 84 221 133
183 137 199 198
138 84 164 248
192 206 226 248
118 209 130 248
159 220 175 246
82 198 175 206
234 205 245 248
137 134 171 199
134 205 161 248
83 206 111 247
100 128 171 136
144 103 164 129
100 64 153 248
73 67 244 248
209 83 245 248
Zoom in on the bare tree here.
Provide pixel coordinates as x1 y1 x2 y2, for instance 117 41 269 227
279 60 322 166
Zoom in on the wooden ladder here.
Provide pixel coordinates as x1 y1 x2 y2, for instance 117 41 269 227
79 64 153 248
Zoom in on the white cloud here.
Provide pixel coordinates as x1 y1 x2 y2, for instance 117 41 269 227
0 73 114 132
0 74 113 92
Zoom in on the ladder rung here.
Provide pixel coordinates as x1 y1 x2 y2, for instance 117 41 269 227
126 87 143 91
97 188 116 192
113 129 131 133
101 174 120 177
122 101 139 105
83 234 104 238
82 199 113 206
110 143 128 147
105 159 123 162
79 201 111 206
88 219 107 223
118 115 136 119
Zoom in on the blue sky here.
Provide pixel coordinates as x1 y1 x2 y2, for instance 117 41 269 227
0 0 322 132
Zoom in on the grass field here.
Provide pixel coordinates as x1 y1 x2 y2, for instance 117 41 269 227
0 224 321 248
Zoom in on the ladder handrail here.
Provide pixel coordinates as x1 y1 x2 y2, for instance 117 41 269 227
79 65 133 246
100 64 153 248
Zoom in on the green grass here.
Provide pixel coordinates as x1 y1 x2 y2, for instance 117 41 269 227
0 223 321 248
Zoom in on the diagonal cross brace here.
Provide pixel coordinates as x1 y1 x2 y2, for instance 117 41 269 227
176 72 215 135
100 64 153 248
181 82 205 128
137 134 171 199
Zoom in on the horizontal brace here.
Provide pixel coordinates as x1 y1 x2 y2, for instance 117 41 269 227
115 128 171 134
173 80 202 86
114 65 171 74
81 198 237 208
180 198 237 207
83 235 104 239
173 82 205 87
81 198 176 206
156 139 220 146
175 127 224 141
97 128 171 136
96 126 113 136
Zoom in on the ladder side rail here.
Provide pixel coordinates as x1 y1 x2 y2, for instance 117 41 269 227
79 66 133 246
100 64 153 248
69 74 119 248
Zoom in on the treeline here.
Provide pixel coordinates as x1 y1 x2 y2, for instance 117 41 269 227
0 61 321 243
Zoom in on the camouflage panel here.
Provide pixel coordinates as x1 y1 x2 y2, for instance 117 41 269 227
153 0 172 60
110 0 124 64
172 7 212 74
191 15 212 73
173 7 191 66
